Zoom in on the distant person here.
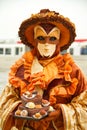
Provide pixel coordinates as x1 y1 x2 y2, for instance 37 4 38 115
0 9 87 130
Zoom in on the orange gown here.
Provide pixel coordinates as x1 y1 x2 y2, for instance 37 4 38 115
0 50 87 130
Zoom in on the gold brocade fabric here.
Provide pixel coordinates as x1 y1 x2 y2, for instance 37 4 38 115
61 90 87 130
0 84 21 130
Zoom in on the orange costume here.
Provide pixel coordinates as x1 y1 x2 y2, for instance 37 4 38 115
0 9 87 130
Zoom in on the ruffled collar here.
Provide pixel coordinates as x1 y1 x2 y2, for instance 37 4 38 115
9 49 78 97
24 50 74 83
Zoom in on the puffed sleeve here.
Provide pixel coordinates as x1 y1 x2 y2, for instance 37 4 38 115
55 63 87 130
60 90 87 130
0 84 21 130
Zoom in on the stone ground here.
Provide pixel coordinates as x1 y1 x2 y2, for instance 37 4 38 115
0 55 87 94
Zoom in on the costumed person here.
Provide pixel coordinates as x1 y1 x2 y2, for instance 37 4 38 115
0 9 87 130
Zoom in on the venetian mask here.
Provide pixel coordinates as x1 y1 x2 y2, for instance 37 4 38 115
34 25 60 58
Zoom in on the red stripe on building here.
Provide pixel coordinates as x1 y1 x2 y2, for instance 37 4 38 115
74 39 87 42
17 41 22 44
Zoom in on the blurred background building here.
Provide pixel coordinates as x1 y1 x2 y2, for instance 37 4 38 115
0 39 25 56
0 39 87 56
68 39 87 55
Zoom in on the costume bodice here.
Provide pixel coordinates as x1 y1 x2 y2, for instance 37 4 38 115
9 51 78 105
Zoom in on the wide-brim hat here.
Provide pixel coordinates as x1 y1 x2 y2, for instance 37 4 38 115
18 9 76 51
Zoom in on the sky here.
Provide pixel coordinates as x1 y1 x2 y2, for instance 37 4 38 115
0 0 87 40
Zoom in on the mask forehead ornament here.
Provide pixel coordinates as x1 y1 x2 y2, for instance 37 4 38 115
34 25 60 40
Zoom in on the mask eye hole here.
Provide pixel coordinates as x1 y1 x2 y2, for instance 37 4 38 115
37 36 45 41
50 36 57 41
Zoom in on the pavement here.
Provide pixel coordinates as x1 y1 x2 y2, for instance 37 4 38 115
0 55 87 94
0 56 20 93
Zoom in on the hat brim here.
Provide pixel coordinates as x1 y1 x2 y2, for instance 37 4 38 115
19 13 76 51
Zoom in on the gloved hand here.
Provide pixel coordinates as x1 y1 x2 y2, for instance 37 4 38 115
30 105 62 130
44 105 62 122
24 105 62 130
14 118 26 130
